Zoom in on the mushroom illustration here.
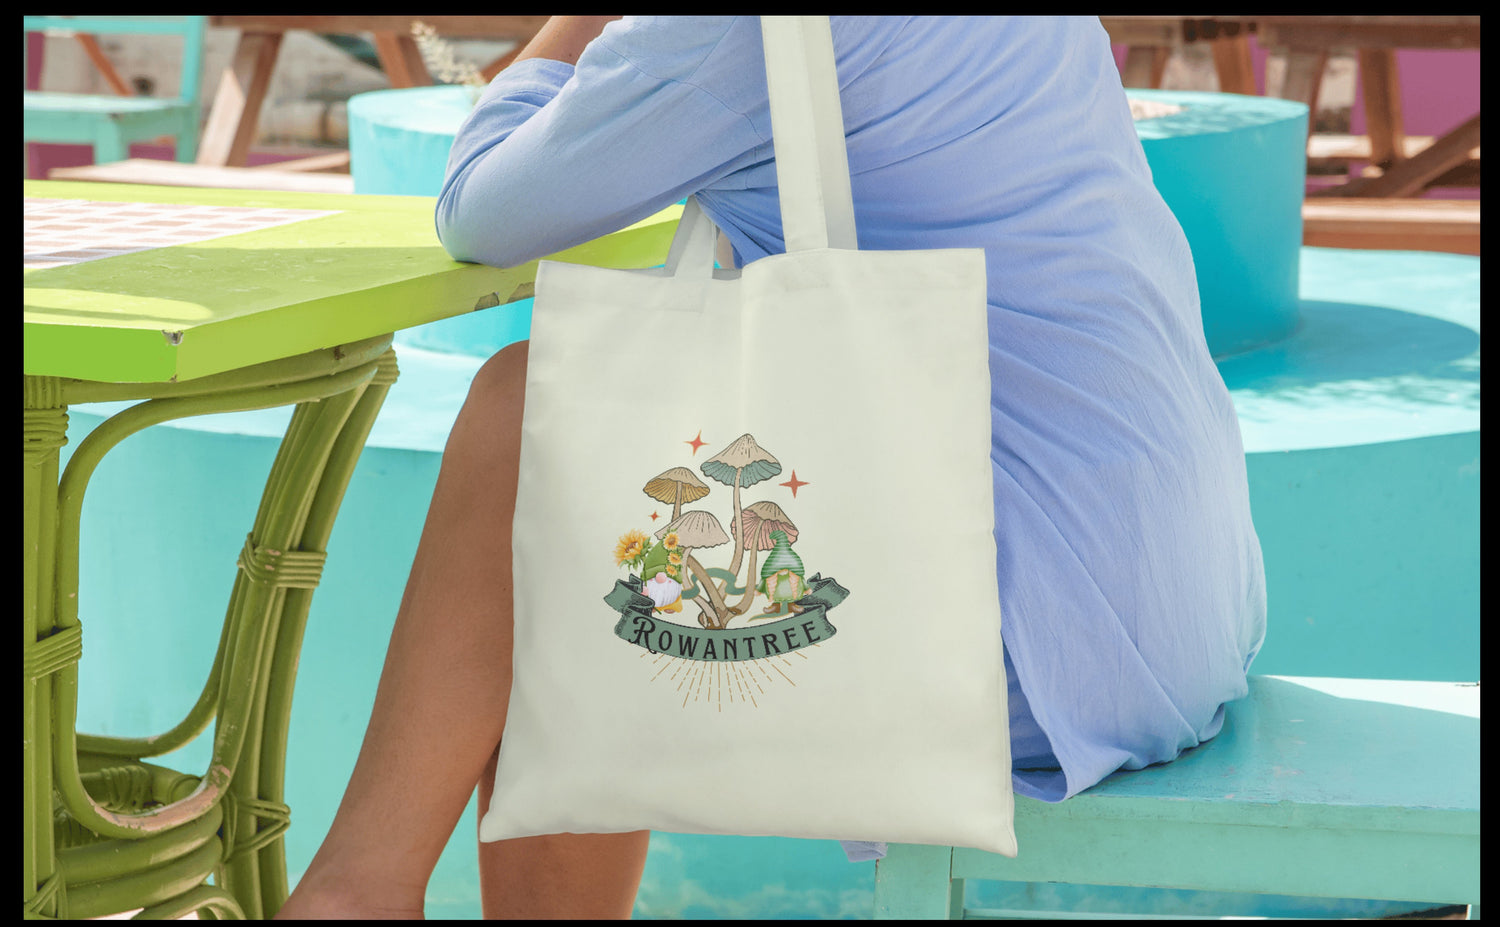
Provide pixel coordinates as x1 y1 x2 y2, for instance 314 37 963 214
643 467 710 523
699 434 782 587
656 509 732 628
727 500 797 616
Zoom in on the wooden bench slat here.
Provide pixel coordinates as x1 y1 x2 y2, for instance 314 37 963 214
247 150 351 173
1325 114 1482 199
48 159 355 195
1302 198 1479 254
1307 133 1480 163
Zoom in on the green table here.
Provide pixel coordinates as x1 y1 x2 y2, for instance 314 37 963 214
23 180 678 919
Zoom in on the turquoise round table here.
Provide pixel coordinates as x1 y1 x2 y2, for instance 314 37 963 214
22 180 678 919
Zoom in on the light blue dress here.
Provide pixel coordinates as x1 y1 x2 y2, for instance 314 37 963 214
438 16 1266 860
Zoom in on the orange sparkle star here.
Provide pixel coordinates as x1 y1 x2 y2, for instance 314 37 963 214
649 511 660 522
686 431 708 454
779 470 809 497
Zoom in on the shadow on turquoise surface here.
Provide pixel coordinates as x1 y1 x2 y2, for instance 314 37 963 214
1216 300 1478 394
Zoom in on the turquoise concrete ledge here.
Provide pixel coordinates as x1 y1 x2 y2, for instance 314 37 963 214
58 245 1478 918
348 85 479 198
1131 90 1309 358
1219 248 1480 683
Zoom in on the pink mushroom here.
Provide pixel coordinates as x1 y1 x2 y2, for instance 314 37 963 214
728 500 798 616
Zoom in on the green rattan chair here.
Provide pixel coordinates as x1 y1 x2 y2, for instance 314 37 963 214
25 337 398 919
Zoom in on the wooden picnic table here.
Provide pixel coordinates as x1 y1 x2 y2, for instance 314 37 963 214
24 179 678 918
1252 16 1480 197
1100 17 1263 96
198 16 547 170
1103 16 1481 199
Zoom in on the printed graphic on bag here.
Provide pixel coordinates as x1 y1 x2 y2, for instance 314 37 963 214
603 433 849 706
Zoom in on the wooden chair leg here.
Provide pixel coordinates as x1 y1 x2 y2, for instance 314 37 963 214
1149 47 1170 89
1333 113 1481 197
1359 49 1406 170
1120 46 1165 89
1280 48 1329 132
1211 35 1257 95
196 31 282 168
372 32 432 88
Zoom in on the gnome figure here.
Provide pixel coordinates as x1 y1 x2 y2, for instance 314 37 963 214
638 537 684 614
757 530 808 616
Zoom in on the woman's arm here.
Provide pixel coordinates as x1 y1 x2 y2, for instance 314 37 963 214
509 16 622 67
435 16 768 268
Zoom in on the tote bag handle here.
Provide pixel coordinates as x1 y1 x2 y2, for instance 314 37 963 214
664 15 858 273
761 15 858 253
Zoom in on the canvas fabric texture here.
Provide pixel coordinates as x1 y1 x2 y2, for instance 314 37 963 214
481 15 1016 857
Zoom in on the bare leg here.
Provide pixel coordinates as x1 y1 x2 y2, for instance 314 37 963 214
477 744 650 920
276 342 647 919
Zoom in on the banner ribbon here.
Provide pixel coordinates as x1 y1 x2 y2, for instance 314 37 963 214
604 574 848 662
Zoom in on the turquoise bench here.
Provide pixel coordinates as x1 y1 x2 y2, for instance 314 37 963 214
873 675 1479 919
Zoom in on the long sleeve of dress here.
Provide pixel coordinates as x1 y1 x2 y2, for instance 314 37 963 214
435 17 768 269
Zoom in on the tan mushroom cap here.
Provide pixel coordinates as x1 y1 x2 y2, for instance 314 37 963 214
740 500 798 550
701 433 781 488
643 467 710 505
655 509 730 548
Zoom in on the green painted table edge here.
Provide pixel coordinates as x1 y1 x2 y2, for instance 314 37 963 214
24 181 682 383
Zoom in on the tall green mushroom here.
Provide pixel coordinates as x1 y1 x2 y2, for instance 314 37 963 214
699 434 782 588
655 509 733 628
728 500 797 616
643 467 710 522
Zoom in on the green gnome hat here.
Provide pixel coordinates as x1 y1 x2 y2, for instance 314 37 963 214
759 530 804 588
639 534 679 581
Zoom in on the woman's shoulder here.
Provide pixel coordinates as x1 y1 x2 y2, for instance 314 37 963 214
589 16 743 81
593 16 1109 79
592 16 915 87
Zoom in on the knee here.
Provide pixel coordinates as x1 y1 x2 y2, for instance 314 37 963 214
464 340 530 415
441 341 530 465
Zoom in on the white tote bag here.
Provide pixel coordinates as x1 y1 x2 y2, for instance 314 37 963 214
482 15 1016 857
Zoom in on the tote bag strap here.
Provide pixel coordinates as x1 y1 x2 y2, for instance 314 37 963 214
761 15 858 253
663 196 718 279
662 15 856 276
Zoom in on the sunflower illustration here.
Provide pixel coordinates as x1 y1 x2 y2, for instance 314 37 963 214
614 529 652 571
662 531 680 551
